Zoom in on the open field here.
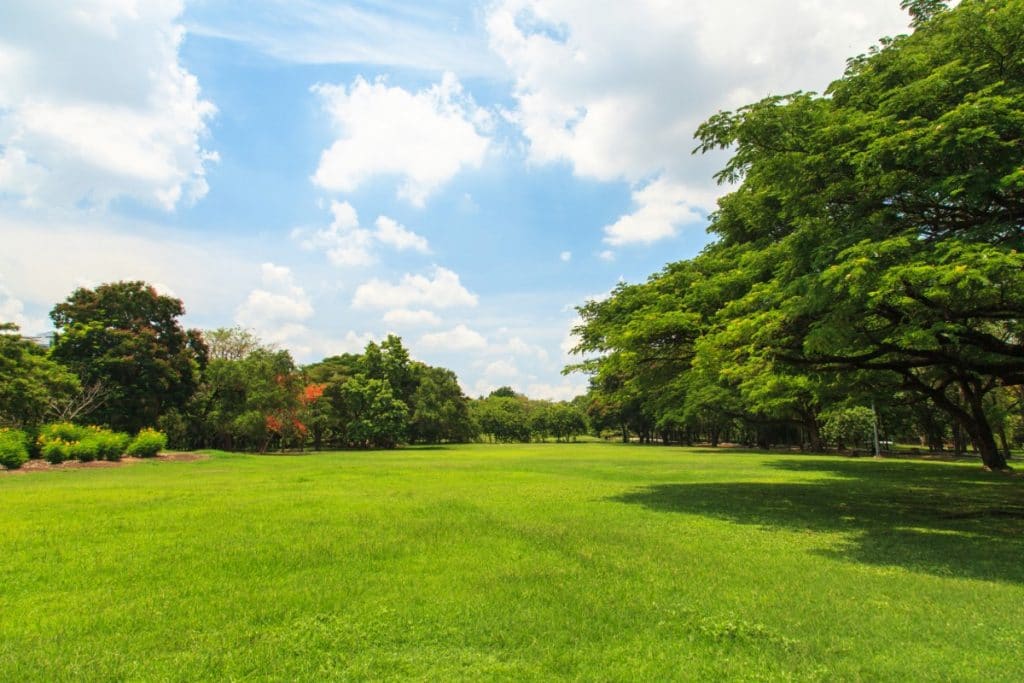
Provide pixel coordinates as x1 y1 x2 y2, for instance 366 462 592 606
2 444 1023 681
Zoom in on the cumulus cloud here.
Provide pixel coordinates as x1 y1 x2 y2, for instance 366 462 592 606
235 263 314 347
418 324 488 351
526 380 588 402
488 0 909 236
312 72 491 206
603 177 703 246
492 335 549 362
373 216 430 253
382 308 442 327
295 201 431 267
352 266 478 310
560 250 572 262
0 0 217 210
598 250 615 262
483 358 520 379
295 200 376 266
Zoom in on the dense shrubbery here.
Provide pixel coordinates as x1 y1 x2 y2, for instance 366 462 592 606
36 423 134 464
0 428 30 470
125 428 167 458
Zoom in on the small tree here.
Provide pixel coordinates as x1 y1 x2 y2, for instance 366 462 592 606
821 407 876 451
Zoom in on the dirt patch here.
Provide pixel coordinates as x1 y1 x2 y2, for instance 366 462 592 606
0 452 208 476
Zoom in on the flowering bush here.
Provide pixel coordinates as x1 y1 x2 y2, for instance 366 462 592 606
40 422 90 443
125 428 167 458
41 438 71 464
37 423 131 463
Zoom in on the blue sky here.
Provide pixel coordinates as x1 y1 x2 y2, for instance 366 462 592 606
0 0 912 399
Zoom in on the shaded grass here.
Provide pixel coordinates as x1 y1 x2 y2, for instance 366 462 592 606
1 444 1022 681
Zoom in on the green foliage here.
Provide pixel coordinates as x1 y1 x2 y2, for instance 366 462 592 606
93 430 131 462
69 437 100 463
41 439 71 464
36 423 130 463
821 407 877 450
40 422 90 442
48 281 207 434
0 323 80 428
0 428 29 470
126 428 167 458
568 0 1024 466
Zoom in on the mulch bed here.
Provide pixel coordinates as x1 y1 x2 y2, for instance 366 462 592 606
0 452 207 476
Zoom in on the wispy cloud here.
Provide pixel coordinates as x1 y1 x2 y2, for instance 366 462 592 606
184 0 506 77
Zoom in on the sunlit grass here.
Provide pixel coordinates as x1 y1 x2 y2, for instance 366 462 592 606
2 444 1022 680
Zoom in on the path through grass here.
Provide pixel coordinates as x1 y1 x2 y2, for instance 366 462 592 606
2 444 1022 680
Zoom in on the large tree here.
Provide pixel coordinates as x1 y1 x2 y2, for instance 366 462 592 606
569 0 1024 468
692 0 1024 469
49 281 208 433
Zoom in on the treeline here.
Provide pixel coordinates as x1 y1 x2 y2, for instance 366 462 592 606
471 387 588 443
1 281 589 462
568 0 1024 469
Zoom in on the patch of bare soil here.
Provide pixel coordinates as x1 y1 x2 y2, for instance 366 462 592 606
0 452 207 476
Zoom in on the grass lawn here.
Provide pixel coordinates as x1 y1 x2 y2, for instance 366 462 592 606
2 444 1023 681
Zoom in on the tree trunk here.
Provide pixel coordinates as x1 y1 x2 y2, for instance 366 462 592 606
997 425 1012 461
962 390 1009 470
803 413 823 452
952 423 965 456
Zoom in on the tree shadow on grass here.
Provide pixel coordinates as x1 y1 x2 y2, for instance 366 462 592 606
611 458 1024 584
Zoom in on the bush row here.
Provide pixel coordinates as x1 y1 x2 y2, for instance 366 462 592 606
33 423 168 465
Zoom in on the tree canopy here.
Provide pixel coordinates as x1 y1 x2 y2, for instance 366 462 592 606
570 0 1024 469
49 282 208 433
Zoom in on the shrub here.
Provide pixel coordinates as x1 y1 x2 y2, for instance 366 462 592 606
0 428 30 470
40 422 90 443
70 438 100 462
126 428 167 458
94 431 130 461
41 439 71 464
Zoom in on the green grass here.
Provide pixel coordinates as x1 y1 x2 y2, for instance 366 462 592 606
2 444 1023 681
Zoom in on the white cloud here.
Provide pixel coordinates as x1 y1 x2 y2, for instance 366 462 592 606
0 214 253 320
322 330 376 356
493 336 549 362
603 177 703 246
560 250 572 262
312 72 491 206
483 358 520 379
296 200 376 266
382 308 442 327
418 323 488 351
353 266 478 310
235 263 314 346
526 380 588 402
488 0 909 221
598 250 615 262
0 282 50 336
296 202 432 267
373 216 431 253
185 1 504 78
0 0 216 210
